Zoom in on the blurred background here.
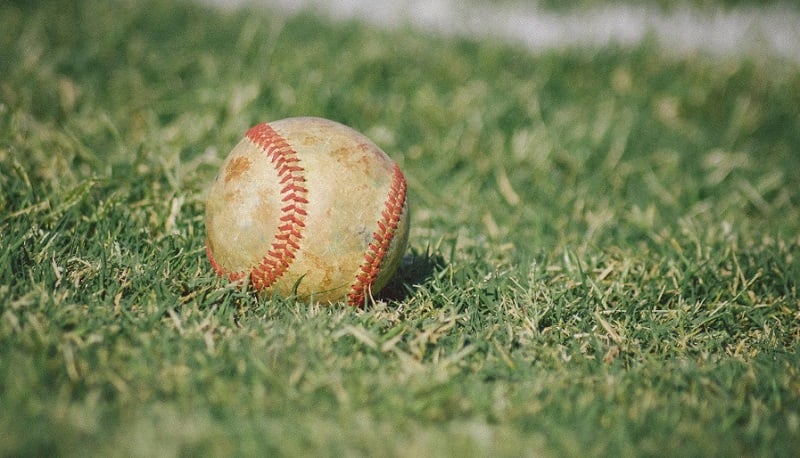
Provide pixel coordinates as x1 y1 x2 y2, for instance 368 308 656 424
203 0 800 62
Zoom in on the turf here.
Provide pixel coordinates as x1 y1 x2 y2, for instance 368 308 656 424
1 0 799 456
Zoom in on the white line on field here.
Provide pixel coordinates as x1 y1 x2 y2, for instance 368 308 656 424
204 0 800 62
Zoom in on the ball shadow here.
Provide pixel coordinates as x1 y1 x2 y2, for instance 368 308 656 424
377 247 446 303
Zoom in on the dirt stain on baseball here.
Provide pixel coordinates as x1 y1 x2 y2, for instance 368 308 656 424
225 156 251 183
299 134 321 146
331 145 372 174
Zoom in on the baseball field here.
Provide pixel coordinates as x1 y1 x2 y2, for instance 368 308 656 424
1 0 799 455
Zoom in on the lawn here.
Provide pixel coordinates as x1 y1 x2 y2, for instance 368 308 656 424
1 0 799 456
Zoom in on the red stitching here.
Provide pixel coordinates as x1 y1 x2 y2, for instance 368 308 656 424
207 242 248 282
210 123 308 290
347 164 407 307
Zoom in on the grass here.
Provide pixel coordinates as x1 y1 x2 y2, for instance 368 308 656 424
1 0 799 456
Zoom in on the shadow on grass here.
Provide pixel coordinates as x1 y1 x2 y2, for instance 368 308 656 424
378 248 446 303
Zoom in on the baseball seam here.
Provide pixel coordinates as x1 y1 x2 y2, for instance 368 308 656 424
347 163 407 307
207 123 308 289
207 243 236 279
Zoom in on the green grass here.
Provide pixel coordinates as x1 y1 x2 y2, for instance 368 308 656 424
2 0 799 456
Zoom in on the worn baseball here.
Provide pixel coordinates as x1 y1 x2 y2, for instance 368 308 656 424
205 117 410 306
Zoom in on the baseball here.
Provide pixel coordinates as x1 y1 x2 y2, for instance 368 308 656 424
205 117 410 306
